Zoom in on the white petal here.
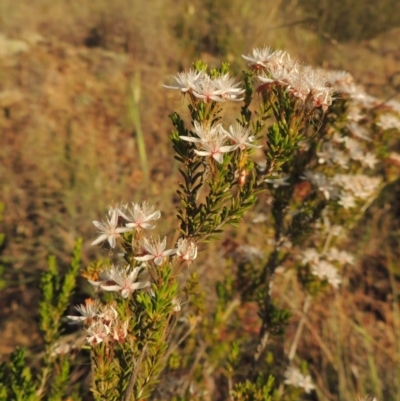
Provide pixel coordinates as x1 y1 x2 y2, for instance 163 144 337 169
154 256 165 266
101 284 122 292
180 136 201 143
219 145 238 153
212 153 224 164
162 249 177 257
194 150 212 157
91 234 109 246
135 255 155 261
108 236 117 249
144 211 161 221
92 220 106 230
116 227 132 233
110 209 119 227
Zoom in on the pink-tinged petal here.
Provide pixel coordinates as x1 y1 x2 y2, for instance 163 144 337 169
219 145 238 153
135 255 155 261
212 153 224 163
154 256 165 266
101 284 122 292
121 289 131 298
162 249 177 257
126 222 138 228
134 281 150 290
194 150 212 157
91 234 109 246
258 76 274 84
116 227 132 233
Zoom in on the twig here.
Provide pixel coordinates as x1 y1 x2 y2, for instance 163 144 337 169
288 294 311 362
124 345 148 401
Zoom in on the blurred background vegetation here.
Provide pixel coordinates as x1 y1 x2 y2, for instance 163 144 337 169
0 0 400 399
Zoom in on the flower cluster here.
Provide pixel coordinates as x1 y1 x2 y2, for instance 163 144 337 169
300 245 353 289
283 366 315 393
91 201 197 272
91 201 161 249
67 299 130 345
73 200 199 349
164 69 244 102
302 170 381 208
89 264 150 298
243 46 334 111
179 120 261 163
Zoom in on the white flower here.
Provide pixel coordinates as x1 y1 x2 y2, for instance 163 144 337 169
100 265 150 298
377 114 400 130
362 152 378 169
85 321 111 345
331 225 344 237
347 106 364 122
347 122 371 141
302 67 333 111
302 171 338 200
179 120 221 144
258 64 293 87
284 366 315 394
242 47 288 70
222 122 262 150
264 175 290 188
124 201 161 231
176 238 198 262
163 69 205 93
326 70 357 94
88 265 118 287
326 247 354 265
192 75 224 103
300 248 320 266
111 319 129 342
311 260 342 289
67 298 101 324
213 74 245 101
338 191 356 209
91 209 131 248
194 138 236 163
386 99 400 113
237 244 264 262
317 142 349 168
182 123 236 163
135 236 177 266
344 137 364 161
333 174 381 200
99 304 119 324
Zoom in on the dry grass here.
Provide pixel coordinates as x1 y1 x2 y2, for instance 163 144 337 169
1 0 400 398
